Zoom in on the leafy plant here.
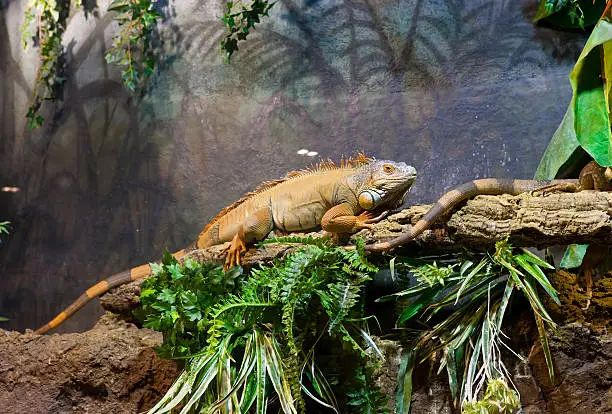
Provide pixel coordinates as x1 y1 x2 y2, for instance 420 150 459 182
140 237 387 413
104 0 164 92
534 0 607 30
21 0 276 127
137 250 243 358
536 2 612 180
462 378 520 414
21 0 70 129
0 221 9 244
345 363 391 414
221 0 276 61
382 240 559 412
535 2 611 269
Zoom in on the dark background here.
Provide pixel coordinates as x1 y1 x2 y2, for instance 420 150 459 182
0 0 587 332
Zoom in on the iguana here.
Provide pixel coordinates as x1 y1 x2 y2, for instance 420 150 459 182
35 153 417 334
363 160 612 252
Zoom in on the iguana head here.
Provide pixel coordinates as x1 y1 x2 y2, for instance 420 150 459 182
354 160 417 210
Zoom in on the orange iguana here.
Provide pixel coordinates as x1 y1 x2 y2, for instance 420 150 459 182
363 160 612 252
35 153 417 334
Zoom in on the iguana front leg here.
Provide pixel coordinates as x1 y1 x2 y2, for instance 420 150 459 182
321 203 387 234
221 208 273 269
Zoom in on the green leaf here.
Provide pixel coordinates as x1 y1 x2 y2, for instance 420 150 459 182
397 290 436 324
444 347 462 407
535 315 555 384
157 288 176 304
168 310 179 322
180 291 202 321
534 0 605 29
376 283 430 302
463 335 482 402
239 375 258 412
560 243 589 268
141 288 156 299
301 356 339 412
455 257 488 304
263 335 298 414
162 249 175 266
254 331 267 414
208 335 257 412
520 248 554 270
515 254 560 305
537 17 612 179
220 0 275 61
359 329 384 360
149 262 163 275
179 351 227 413
495 279 515 329
512 270 555 323
395 350 414 414
167 262 183 280
108 0 131 12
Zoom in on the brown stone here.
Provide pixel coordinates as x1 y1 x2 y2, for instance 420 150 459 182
0 315 178 414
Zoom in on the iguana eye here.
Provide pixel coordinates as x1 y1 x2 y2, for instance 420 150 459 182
383 164 395 174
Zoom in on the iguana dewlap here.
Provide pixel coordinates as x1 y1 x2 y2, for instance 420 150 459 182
35 153 417 334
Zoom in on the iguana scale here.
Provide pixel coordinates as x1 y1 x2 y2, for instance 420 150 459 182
35 153 417 334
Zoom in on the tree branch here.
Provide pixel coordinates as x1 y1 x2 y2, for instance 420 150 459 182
100 190 612 315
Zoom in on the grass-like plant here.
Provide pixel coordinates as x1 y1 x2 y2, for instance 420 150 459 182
381 239 559 413
0 221 9 243
139 237 389 413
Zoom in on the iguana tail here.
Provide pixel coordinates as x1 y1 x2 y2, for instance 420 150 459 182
364 178 580 252
34 248 190 335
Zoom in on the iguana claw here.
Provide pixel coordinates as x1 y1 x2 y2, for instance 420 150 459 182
221 233 247 270
356 210 389 230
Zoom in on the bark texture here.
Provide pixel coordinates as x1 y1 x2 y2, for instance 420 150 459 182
363 191 612 248
101 191 612 316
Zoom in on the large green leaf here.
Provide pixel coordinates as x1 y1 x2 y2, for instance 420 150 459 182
535 105 582 179
536 17 612 179
560 243 590 268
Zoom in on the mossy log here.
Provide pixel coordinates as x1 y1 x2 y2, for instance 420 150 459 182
101 190 612 315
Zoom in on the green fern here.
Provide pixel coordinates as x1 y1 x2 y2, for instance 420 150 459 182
142 238 383 413
258 234 334 249
324 281 361 334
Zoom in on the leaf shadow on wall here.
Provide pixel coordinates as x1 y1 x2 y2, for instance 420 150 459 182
0 8 184 332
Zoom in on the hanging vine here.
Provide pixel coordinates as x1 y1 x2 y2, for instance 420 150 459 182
21 0 70 129
104 0 163 92
20 0 274 128
221 0 275 61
